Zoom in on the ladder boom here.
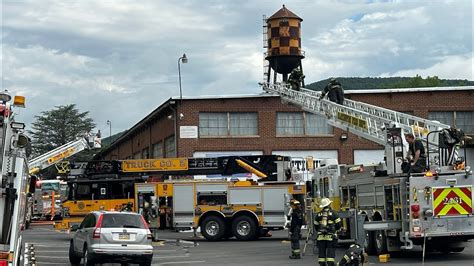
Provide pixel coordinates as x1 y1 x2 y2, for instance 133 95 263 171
262 82 449 148
29 135 100 175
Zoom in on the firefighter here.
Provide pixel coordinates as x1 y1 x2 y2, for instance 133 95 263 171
314 198 341 266
402 133 426 174
320 78 344 105
338 243 366 266
288 67 305 91
288 199 304 259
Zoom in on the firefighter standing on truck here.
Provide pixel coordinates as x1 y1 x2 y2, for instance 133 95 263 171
314 198 341 266
288 199 304 259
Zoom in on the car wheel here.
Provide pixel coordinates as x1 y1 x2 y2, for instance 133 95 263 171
83 245 95 266
374 230 387 254
201 215 226 241
139 259 152 266
68 240 81 265
232 215 257 241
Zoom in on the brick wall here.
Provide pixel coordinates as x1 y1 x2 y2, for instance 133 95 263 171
101 89 474 164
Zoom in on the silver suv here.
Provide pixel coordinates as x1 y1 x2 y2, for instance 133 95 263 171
69 211 153 266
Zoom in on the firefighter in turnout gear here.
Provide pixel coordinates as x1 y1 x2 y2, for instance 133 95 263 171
288 199 304 259
288 67 305 91
338 243 366 266
314 198 341 266
320 78 344 105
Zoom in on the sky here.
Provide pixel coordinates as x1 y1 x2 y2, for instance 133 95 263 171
1 0 473 135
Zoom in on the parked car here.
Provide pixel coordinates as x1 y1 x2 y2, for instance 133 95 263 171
69 211 153 266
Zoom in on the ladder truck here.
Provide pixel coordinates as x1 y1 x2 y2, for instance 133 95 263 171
28 134 101 221
0 91 30 266
262 82 473 254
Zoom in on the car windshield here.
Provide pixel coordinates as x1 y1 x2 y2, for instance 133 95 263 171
101 213 145 229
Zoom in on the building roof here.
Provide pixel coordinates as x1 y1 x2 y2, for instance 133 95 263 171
267 5 303 21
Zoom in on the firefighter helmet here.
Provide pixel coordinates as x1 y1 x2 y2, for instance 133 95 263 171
290 199 301 205
319 197 332 208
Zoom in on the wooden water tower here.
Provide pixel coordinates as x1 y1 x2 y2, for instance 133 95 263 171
264 5 304 83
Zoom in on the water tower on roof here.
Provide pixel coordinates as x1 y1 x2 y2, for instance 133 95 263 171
264 5 305 84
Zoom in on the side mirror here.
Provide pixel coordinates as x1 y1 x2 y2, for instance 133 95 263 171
70 224 79 232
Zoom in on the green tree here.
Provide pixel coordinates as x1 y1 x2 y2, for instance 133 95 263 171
29 104 96 158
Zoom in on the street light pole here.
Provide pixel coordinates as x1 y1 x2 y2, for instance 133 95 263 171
106 120 112 137
178 53 188 103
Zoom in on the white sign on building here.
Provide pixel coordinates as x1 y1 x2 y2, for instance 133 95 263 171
180 126 198 139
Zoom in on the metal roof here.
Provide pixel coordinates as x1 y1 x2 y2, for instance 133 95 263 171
267 5 302 21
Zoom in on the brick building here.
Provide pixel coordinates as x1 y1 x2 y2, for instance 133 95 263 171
95 86 474 166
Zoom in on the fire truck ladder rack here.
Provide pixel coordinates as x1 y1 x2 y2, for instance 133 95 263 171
261 82 449 152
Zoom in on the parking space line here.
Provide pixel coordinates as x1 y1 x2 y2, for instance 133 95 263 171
153 261 205 265
154 255 190 259
34 255 68 259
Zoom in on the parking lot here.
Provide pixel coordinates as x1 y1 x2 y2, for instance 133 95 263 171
24 223 474 265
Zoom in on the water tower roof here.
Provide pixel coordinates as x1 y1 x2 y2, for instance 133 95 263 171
268 5 302 21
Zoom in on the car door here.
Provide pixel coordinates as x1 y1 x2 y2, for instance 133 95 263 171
75 214 92 254
84 214 97 247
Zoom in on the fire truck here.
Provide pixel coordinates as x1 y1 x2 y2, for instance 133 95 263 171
28 135 101 221
55 155 307 242
262 82 473 254
130 156 306 241
0 91 30 266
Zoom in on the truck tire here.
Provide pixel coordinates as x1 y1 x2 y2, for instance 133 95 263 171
364 231 376 255
68 240 81 265
232 215 257 241
374 230 387 254
201 215 226 241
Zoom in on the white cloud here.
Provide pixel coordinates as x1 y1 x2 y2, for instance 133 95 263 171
1 0 472 133
382 53 474 80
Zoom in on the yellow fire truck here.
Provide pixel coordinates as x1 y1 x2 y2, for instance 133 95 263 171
135 179 305 241
55 155 308 240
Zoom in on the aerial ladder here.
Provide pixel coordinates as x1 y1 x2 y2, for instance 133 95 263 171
28 134 101 175
27 134 101 223
261 82 461 174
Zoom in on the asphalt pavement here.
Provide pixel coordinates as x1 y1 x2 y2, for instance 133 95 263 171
23 223 474 265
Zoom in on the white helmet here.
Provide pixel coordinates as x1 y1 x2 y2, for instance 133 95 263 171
319 198 332 208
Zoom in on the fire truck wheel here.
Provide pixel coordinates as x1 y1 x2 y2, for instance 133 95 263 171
374 230 387 254
232 215 257 241
201 215 226 241
364 231 376 255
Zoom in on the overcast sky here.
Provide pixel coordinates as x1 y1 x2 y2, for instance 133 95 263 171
1 0 472 135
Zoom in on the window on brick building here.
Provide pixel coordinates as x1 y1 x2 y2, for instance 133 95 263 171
428 111 474 133
305 113 332 135
152 142 163 158
199 112 258 137
133 152 141 159
142 148 149 159
165 136 176 157
277 112 332 136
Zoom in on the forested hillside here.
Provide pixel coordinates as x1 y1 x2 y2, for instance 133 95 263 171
306 75 474 90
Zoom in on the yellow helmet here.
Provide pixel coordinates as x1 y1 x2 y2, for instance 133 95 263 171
290 199 301 205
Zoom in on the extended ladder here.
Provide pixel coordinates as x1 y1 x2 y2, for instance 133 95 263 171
29 137 94 175
262 83 451 171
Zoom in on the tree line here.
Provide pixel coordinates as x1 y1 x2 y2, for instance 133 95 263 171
306 76 474 91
